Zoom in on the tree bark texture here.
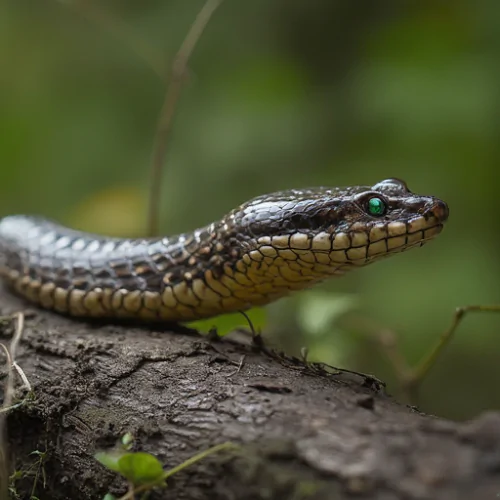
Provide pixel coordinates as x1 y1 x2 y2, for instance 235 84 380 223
1 286 499 500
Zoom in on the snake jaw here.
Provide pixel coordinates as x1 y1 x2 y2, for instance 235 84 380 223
234 180 449 297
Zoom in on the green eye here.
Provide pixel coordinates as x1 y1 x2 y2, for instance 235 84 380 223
367 197 386 216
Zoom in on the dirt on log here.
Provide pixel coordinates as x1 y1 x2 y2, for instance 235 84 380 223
0 286 499 500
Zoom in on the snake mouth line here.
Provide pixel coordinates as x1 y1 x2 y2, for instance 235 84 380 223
337 222 444 252
315 223 444 265
369 223 443 256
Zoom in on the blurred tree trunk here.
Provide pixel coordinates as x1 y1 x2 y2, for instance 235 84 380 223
1 287 499 500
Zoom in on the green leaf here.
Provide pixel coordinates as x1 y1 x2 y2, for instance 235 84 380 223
29 450 45 457
95 451 124 473
9 470 23 481
297 292 358 336
102 494 116 500
188 307 267 337
117 452 165 486
121 432 134 450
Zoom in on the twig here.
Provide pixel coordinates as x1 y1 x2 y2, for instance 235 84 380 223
147 0 224 236
226 355 246 378
239 310 258 337
13 361 32 393
59 0 224 235
408 305 500 389
0 344 13 411
9 312 23 362
363 305 500 405
0 313 26 498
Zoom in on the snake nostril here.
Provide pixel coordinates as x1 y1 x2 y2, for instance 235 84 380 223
431 200 449 223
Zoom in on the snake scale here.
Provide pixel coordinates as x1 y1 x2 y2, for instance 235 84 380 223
0 179 448 322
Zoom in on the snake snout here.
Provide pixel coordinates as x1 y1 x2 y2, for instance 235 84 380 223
420 198 449 223
428 199 449 223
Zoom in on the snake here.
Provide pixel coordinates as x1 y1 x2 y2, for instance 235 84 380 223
0 178 448 323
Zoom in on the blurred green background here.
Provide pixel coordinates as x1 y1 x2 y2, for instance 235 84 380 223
1 0 498 420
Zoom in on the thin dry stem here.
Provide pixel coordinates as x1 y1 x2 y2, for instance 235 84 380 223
9 312 23 362
0 313 26 498
408 305 500 388
360 304 500 405
13 362 31 393
147 0 224 236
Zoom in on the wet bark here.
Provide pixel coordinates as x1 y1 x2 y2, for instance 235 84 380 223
1 286 499 500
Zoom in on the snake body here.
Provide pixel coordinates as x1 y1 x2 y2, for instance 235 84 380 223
0 179 448 322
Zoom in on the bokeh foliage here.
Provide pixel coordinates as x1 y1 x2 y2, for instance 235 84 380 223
1 0 498 420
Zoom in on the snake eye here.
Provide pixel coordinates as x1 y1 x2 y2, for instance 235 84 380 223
367 197 386 216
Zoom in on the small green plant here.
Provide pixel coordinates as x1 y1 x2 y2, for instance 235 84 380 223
96 434 235 500
188 306 267 337
8 448 47 500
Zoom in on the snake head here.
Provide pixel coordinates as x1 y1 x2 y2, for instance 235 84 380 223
225 178 449 291
338 178 449 263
